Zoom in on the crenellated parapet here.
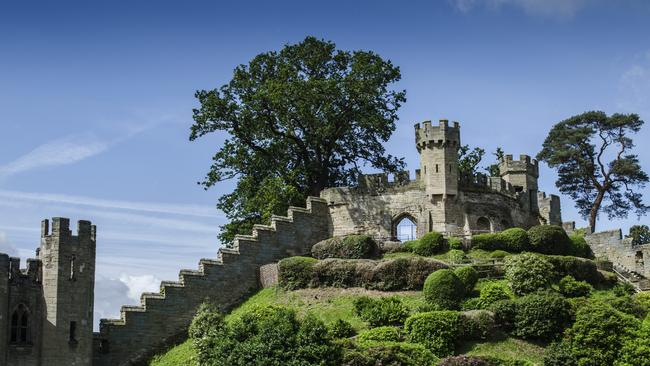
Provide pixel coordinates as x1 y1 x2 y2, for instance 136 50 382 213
357 171 412 193
414 119 461 151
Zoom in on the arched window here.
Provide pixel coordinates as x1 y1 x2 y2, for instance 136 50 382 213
476 217 491 232
395 215 417 242
10 304 30 344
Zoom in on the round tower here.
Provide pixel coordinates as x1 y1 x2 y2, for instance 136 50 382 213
415 119 461 197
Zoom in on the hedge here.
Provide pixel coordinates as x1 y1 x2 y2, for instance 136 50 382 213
423 269 465 310
405 311 461 357
460 310 495 340
471 233 502 251
544 255 603 285
513 292 573 341
356 326 401 343
568 234 592 258
353 296 409 327
454 266 479 295
278 256 317 290
527 225 572 255
504 253 555 295
404 231 446 256
342 341 438 366
558 275 593 298
311 235 379 259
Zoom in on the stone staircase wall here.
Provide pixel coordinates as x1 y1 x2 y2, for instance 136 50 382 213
93 197 330 366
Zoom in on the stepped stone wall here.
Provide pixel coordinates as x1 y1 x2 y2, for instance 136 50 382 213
93 197 329 366
586 229 650 278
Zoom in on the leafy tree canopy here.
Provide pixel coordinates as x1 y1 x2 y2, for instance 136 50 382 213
627 224 650 246
458 145 485 176
190 36 406 244
537 111 648 232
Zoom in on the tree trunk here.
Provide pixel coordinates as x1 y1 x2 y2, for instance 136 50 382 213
589 190 606 233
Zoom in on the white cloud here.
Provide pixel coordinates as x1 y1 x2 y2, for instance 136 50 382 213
0 189 222 218
93 274 161 330
450 0 589 18
619 54 650 116
119 274 161 302
0 136 109 179
0 231 18 256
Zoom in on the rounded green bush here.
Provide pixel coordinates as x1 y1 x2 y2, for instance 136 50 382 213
454 266 479 294
278 256 317 290
490 250 511 259
478 282 511 309
568 234 592 258
500 228 530 252
544 255 601 284
460 310 495 340
504 253 555 295
353 296 409 327
424 269 464 309
311 235 379 259
413 231 446 256
404 311 461 357
448 237 464 250
514 292 573 341
527 225 572 255
471 233 502 251
558 275 593 298
488 299 518 332
329 319 355 339
448 249 468 264
357 326 401 343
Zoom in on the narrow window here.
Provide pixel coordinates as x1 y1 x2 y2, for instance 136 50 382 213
435 164 439 173
70 255 76 281
10 311 18 343
424 165 427 174
10 304 29 344
449 164 452 172
69 321 77 344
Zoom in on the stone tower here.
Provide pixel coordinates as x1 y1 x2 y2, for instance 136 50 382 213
415 119 461 197
39 218 96 366
499 154 539 193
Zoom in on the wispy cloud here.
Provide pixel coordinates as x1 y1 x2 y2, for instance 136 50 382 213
0 189 222 218
450 0 589 19
93 274 160 330
0 231 18 256
0 136 108 179
619 51 650 117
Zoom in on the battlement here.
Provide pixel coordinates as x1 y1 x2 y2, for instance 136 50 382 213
414 119 461 150
41 217 96 243
0 254 42 283
499 154 539 178
357 171 412 193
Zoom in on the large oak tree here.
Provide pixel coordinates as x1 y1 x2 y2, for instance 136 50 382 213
190 37 406 244
537 111 648 232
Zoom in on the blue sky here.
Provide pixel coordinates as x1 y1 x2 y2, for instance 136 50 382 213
1 0 649 327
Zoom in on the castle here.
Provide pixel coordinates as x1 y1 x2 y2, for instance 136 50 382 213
1 120 647 366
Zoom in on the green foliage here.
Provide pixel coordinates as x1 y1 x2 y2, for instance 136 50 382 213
527 225 572 255
490 250 510 259
616 327 650 366
188 303 227 366
471 233 502 251
329 319 355 339
627 224 650 245
448 249 469 264
411 231 446 256
277 256 317 290
356 326 401 343
485 147 505 177
513 292 572 341
613 281 637 297
424 269 464 310
544 255 602 284
404 311 461 357
634 291 650 313
353 296 409 327
504 253 555 295
563 302 640 366
460 310 495 340
558 275 593 298
342 341 438 366
488 300 518 332
190 36 406 244
311 235 379 260
459 145 486 176
438 355 504 366
537 111 648 232
499 228 531 252
568 234 592 258
542 342 577 366
449 237 464 250
478 282 511 309
189 305 342 366
454 266 479 294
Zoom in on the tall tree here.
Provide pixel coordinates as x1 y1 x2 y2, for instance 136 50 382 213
537 111 648 232
486 147 505 177
458 145 485 176
190 37 406 244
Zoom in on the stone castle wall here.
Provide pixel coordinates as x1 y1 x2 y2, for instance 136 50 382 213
586 229 650 278
93 197 330 366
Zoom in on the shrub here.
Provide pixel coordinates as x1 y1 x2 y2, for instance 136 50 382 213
504 253 555 295
544 255 602 284
558 275 593 298
454 266 479 294
500 227 530 252
404 311 461 357
460 310 495 340
403 240 419 252
353 296 409 327
438 355 502 366
542 342 577 366
527 225 572 255
311 235 379 259
413 231 446 256
356 326 401 343
449 237 464 250
609 295 647 319
189 303 227 365
568 234 592 258
313 258 358 288
365 257 448 291
448 249 468 264
490 250 510 259
489 299 518 332
564 302 640 366
278 256 317 290
329 319 355 338
424 269 464 309
634 291 650 313
461 297 482 311
614 282 637 297
342 341 438 366
513 292 572 341
478 282 511 309
471 233 502 251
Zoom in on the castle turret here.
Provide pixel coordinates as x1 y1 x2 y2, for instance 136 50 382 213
415 119 461 197
499 154 539 193
39 218 96 365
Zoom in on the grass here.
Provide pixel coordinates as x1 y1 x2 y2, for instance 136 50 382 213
149 339 194 366
459 333 547 365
